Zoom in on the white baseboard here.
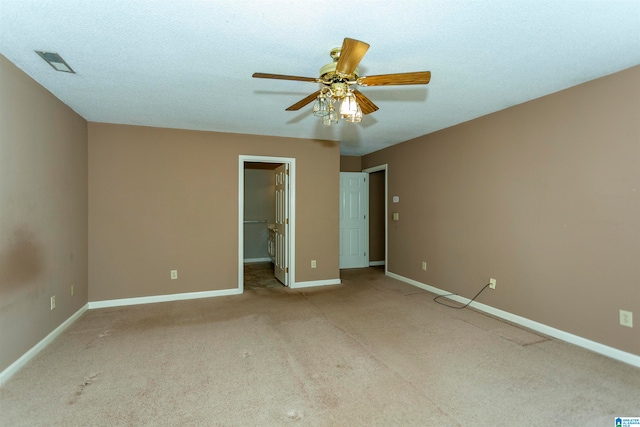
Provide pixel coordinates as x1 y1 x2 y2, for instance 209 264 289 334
88 287 242 309
291 278 341 289
387 271 640 368
369 261 385 266
244 257 272 263
0 303 89 387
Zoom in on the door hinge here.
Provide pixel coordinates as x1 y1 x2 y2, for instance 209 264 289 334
286 169 289 175
286 267 289 273
286 218 289 224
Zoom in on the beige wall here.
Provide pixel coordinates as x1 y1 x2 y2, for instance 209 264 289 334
363 66 640 355
88 124 340 301
340 155 362 172
0 55 88 372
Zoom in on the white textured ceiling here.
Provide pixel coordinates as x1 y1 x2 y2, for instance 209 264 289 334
1 1 639 155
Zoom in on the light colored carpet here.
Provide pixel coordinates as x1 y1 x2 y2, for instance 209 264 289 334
1 266 639 426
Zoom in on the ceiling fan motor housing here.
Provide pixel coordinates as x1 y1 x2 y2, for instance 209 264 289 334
320 48 360 84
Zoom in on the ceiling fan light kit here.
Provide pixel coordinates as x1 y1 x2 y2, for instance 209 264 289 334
314 85 363 125
253 38 431 126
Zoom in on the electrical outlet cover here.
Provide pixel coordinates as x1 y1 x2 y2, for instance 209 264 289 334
619 310 633 328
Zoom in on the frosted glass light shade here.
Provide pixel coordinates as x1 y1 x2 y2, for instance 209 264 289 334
340 92 358 117
345 103 363 123
313 95 329 117
322 104 339 126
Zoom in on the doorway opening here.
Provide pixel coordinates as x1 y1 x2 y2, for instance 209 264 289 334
363 164 387 274
238 156 296 292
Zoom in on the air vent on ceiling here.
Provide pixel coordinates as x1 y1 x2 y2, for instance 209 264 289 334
35 51 75 73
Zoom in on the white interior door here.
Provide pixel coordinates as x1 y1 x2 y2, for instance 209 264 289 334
340 172 368 269
274 164 289 285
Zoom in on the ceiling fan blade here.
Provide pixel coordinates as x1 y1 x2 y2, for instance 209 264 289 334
285 90 322 111
353 89 379 115
253 72 319 83
358 71 431 86
335 38 370 76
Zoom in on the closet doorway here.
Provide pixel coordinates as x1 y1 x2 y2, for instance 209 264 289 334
363 164 387 273
238 156 296 291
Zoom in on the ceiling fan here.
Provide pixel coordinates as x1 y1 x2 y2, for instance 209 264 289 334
252 38 431 125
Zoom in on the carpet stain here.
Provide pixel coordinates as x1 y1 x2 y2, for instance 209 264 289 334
319 393 340 409
496 331 550 347
82 373 98 386
457 317 549 346
520 337 551 347
286 409 303 420
68 373 98 405
335 363 352 370
98 329 112 338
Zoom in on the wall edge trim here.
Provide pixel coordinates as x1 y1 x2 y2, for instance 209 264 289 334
387 271 640 368
291 279 341 289
244 258 272 263
88 288 242 309
0 303 89 387
369 261 385 266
